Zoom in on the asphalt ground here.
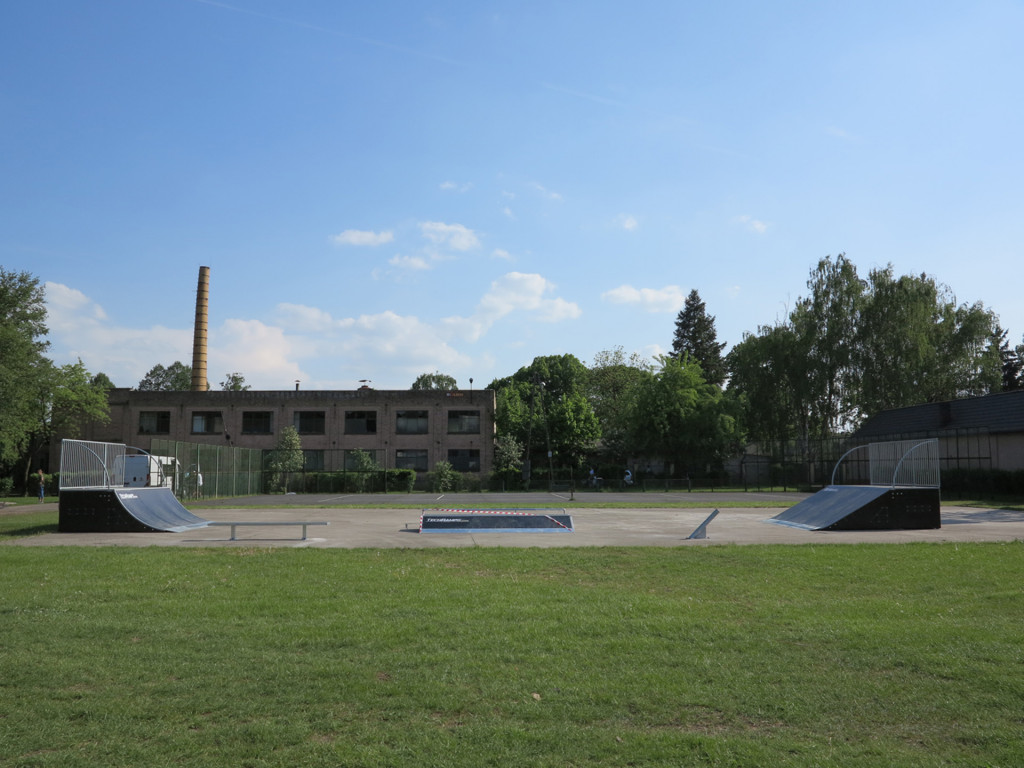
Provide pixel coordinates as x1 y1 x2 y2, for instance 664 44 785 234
4 491 1024 548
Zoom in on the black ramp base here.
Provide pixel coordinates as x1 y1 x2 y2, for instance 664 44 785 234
59 487 210 533
768 485 941 531
420 509 573 533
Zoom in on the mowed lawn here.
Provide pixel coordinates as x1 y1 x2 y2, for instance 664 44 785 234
2 539 1024 767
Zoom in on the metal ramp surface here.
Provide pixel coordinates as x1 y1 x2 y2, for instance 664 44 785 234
767 485 940 531
59 487 210 533
420 509 574 533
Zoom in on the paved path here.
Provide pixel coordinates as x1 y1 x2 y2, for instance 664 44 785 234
5 493 1024 548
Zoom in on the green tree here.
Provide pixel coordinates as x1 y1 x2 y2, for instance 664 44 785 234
220 372 250 391
493 433 524 480
91 372 116 390
792 253 865 437
430 459 459 492
23 360 111 490
727 256 1005 448
856 267 1000 414
671 289 727 386
631 356 741 476
138 361 195 391
0 268 50 468
998 328 1024 391
490 354 599 482
726 321 806 452
587 346 653 463
411 371 458 390
346 448 382 492
266 425 304 492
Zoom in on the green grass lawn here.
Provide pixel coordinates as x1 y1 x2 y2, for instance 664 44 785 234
2 537 1024 767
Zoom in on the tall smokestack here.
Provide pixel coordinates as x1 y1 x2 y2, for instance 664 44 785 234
191 266 210 392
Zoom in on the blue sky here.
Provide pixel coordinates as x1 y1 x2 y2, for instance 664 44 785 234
3 1 1022 391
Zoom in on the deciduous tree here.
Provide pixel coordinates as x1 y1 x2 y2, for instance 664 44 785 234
587 346 653 462
267 425 304 492
631 356 741 476
138 361 195 391
220 372 250 391
411 371 457 390
0 268 50 467
489 354 599 479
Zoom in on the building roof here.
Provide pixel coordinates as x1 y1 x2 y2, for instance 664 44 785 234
856 390 1024 438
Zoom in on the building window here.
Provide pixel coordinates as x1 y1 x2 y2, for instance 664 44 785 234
345 411 377 435
241 411 273 435
302 450 324 471
396 410 428 435
294 411 326 435
395 449 429 471
447 410 480 434
191 411 223 435
448 449 480 472
138 411 170 435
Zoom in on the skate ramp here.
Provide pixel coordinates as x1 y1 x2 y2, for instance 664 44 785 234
767 485 940 531
420 509 574 533
59 487 210 533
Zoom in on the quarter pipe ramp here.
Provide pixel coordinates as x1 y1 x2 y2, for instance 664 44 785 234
59 487 211 533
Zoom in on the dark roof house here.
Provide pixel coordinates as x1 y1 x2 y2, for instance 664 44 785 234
855 390 1024 472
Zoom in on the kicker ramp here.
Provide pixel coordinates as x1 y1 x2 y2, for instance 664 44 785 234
768 485 940 531
59 487 211 533
420 509 574 533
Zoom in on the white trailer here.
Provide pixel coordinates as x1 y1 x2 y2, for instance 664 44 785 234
120 454 176 488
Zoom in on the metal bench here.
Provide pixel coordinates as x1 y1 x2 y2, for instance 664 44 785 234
208 521 329 541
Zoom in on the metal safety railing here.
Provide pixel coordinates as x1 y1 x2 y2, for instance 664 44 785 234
831 438 940 488
59 439 127 489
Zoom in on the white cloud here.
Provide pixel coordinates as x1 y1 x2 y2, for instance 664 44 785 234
45 282 108 325
531 182 563 201
331 229 395 246
44 282 207 387
41 273 578 392
274 303 340 333
735 215 769 234
448 272 580 340
419 221 480 251
274 305 470 385
826 125 860 142
440 180 473 192
616 214 639 231
389 254 431 270
491 248 514 261
601 284 686 313
502 206 516 220
212 319 306 386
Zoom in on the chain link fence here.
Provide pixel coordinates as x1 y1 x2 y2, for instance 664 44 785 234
149 439 264 501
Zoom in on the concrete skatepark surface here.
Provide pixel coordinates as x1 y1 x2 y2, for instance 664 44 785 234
5 491 1024 548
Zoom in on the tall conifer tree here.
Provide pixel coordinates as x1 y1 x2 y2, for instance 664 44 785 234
671 289 726 386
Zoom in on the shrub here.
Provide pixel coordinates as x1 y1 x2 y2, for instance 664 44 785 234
386 469 416 493
429 460 460 493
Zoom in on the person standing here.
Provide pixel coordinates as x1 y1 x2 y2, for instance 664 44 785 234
37 469 45 503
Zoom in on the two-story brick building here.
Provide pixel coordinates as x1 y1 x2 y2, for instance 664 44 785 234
81 386 495 475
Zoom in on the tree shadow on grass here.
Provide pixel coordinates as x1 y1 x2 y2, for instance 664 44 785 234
0 523 59 539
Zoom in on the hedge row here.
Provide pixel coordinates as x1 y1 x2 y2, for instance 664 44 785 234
943 468 1024 497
